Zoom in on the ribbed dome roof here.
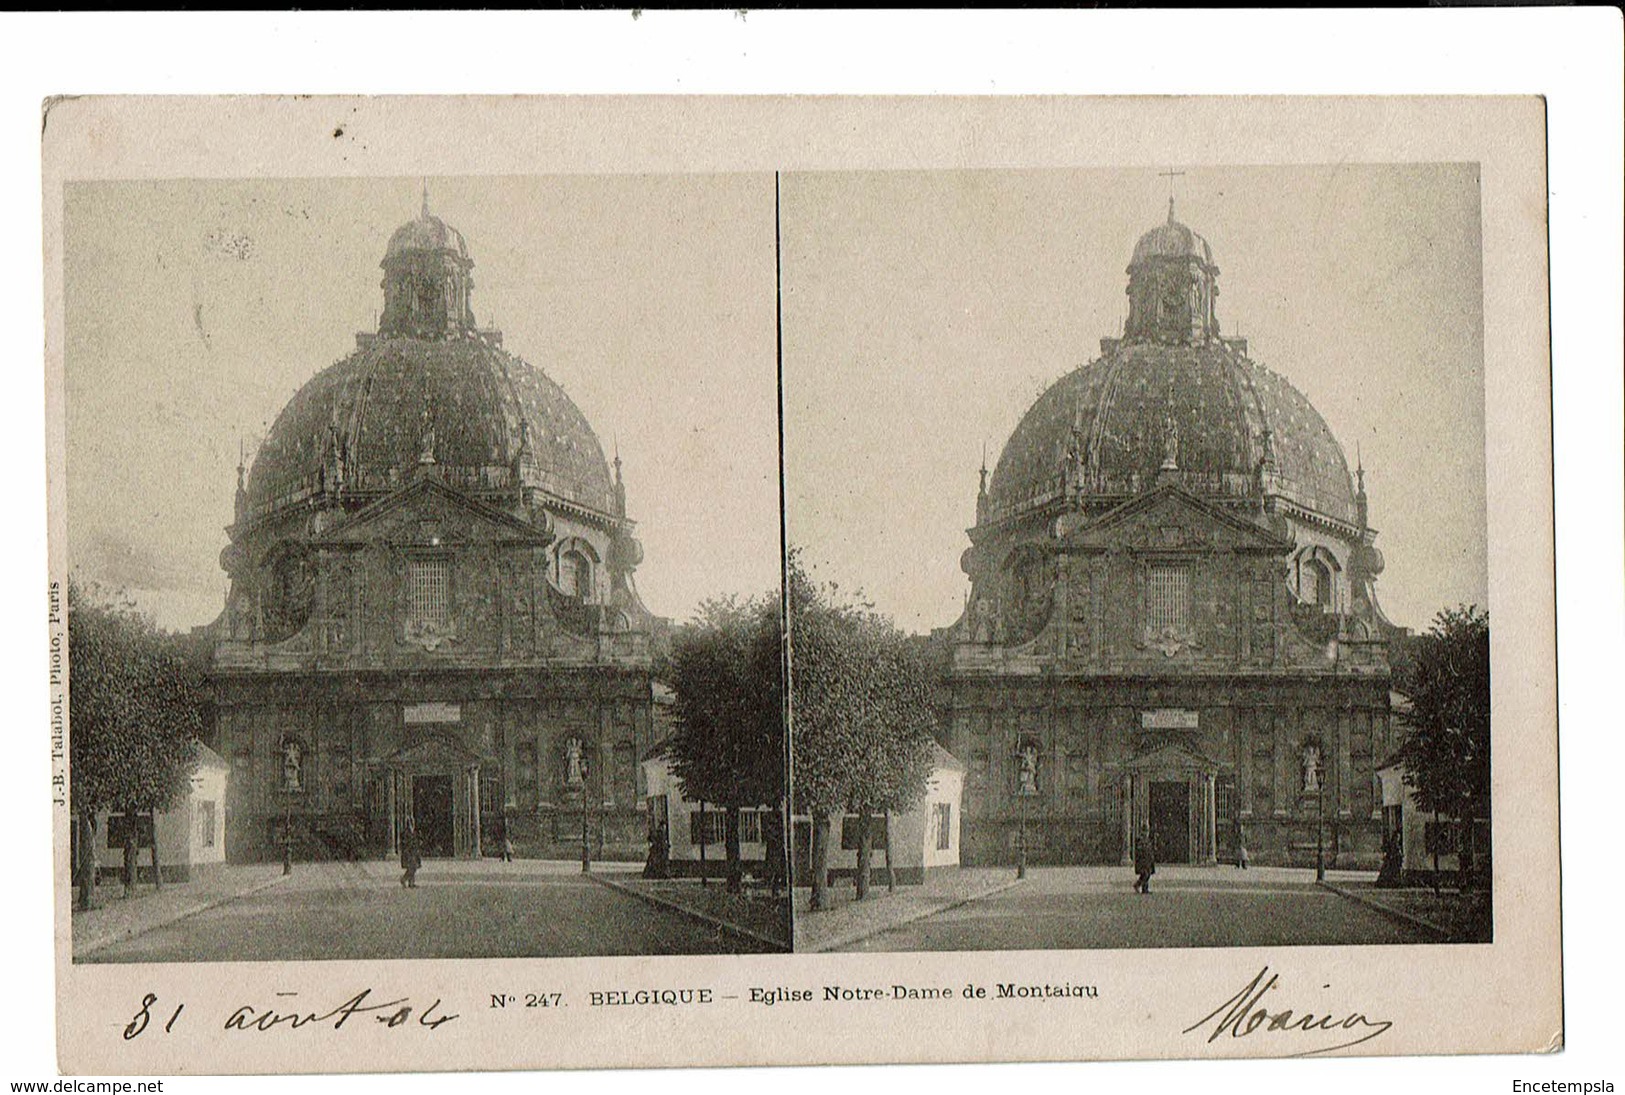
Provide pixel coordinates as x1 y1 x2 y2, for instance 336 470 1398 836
384 212 468 261
987 341 1357 526
247 335 615 516
1131 204 1213 266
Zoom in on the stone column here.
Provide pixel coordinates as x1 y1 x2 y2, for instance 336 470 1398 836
1272 711 1290 817
386 770 398 856
1205 773 1218 864
1337 711 1352 818
1120 773 1134 866
470 765 482 858
1237 708 1253 818
1370 711 1386 820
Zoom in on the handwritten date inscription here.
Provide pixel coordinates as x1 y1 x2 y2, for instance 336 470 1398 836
125 990 458 1038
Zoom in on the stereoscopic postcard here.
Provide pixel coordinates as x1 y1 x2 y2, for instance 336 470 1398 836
44 95 1558 1073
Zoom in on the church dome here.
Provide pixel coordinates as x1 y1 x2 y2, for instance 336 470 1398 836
246 207 615 519
248 338 615 515
984 207 1357 529
986 345 1357 526
384 210 468 260
1130 205 1214 266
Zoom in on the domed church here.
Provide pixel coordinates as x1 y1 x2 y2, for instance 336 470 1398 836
948 200 1402 869
213 195 655 863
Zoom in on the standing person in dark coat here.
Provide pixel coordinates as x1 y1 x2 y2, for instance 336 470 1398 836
1133 824 1156 894
400 822 422 889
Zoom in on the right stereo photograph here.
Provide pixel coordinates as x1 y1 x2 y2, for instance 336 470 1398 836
781 164 1491 954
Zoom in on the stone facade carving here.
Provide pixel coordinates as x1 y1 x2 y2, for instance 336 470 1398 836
949 201 1399 869
213 204 656 864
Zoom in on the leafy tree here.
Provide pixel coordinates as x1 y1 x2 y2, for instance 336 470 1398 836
665 593 785 894
1394 605 1490 887
789 553 937 909
69 580 205 908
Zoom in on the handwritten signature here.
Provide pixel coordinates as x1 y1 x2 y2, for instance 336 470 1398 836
1184 967 1393 1056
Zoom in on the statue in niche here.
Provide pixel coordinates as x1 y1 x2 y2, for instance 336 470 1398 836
1016 742 1040 796
281 739 304 793
1302 742 1323 793
565 737 584 787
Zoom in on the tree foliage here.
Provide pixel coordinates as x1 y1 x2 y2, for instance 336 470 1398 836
665 592 785 810
664 591 785 893
789 552 938 904
69 580 205 819
1395 605 1490 825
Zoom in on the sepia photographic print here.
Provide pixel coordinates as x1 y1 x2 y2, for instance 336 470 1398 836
783 165 1491 954
43 94 1561 1075
61 172 789 962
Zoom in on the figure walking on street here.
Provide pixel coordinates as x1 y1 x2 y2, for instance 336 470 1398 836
1133 823 1156 894
400 821 422 889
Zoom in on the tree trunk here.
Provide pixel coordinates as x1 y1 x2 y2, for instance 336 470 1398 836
809 809 831 911
1431 822 1441 896
150 811 163 891
1458 798 1476 891
121 818 137 899
854 810 872 901
74 813 98 911
883 811 896 894
724 804 742 894
697 801 708 888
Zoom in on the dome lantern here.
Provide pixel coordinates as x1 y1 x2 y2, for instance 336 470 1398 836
1123 198 1220 346
378 187 475 340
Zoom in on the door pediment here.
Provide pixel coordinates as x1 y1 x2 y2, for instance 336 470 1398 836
1119 741 1222 775
383 730 489 771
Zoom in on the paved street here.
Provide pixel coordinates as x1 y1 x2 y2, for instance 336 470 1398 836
838 865 1433 951
84 860 772 961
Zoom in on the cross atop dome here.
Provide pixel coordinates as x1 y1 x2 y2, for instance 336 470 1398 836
1157 168 1185 223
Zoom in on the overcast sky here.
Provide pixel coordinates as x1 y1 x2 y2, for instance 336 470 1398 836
64 175 782 630
64 166 1489 637
781 164 1488 634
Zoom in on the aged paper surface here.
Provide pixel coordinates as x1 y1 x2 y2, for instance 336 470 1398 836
45 95 1557 1073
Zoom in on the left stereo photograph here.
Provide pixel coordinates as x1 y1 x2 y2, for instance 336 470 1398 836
59 173 790 962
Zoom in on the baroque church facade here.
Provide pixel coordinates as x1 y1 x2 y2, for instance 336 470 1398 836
212 198 655 863
946 201 1402 869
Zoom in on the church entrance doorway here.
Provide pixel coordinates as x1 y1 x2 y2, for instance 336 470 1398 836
1150 780 1190 864
413 775 455 858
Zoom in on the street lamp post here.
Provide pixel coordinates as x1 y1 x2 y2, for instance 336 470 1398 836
1017 792 1028 880
1315 783 1326 882
580 798 590 873
282 797 293 876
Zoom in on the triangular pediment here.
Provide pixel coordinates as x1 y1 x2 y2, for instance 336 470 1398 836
1121 740 1223 773
315 476 552 548
383 730 490 769
1058 482 1291 554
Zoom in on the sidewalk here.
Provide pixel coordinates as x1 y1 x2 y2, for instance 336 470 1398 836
793 868 1022 952
593 876 792 951
70 863 288 959
1318 879 1490 942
